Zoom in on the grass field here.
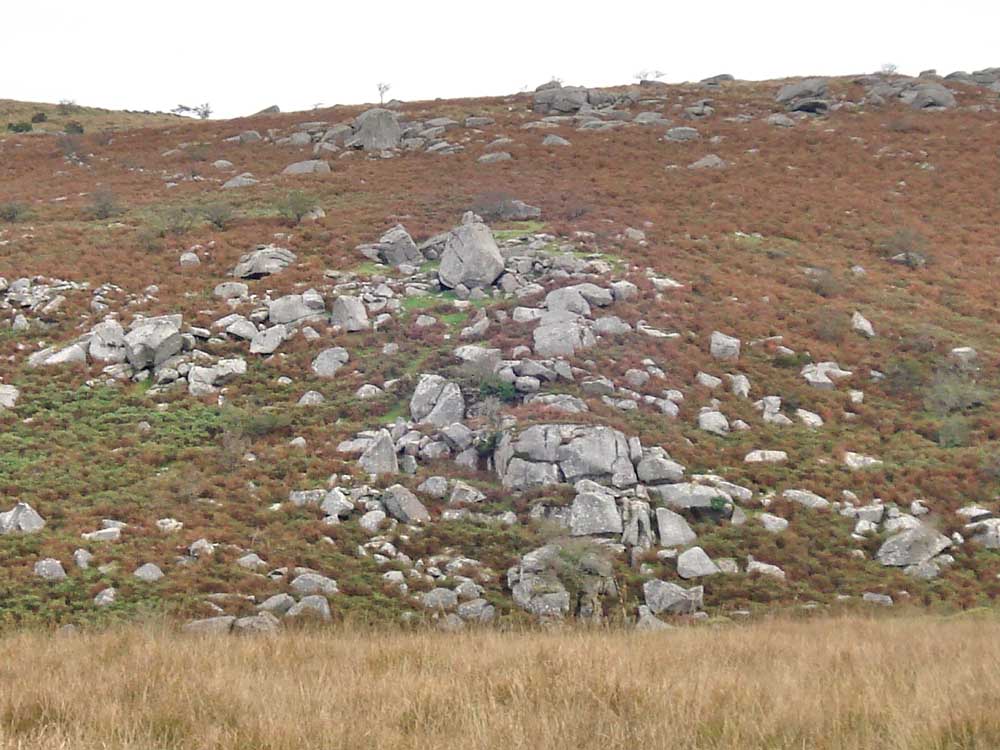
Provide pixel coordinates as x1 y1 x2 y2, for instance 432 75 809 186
1 615 998 749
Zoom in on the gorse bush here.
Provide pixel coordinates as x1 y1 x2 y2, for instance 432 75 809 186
6 122 32 133
30 111 47 124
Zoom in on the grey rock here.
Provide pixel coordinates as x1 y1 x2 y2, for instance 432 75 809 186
876 525 952 567
282 159 330 175
382 484 431 524
34 558 66 581
231 245 296 279
570 487 623 536
286 595 332 621
311 347 350 377
0 502 46 534
124 316 183 370
182 616 235 634
643 579 703 615
438 213 505 289
290 572 339 596
351 108 403 151
133 563 164 583
410 374 465 427
656 507 697 547
358 430 398 476
330 296 369 331
676 547 720 579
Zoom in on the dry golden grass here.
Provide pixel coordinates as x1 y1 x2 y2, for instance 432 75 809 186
1 616 999 749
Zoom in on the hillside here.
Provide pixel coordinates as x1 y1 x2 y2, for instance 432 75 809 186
2 70 1000 631
1 98 185 135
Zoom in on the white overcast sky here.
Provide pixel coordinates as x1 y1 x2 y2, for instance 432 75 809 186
5 1 999 119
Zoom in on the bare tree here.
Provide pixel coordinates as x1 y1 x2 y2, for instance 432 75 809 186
881 63 899 76
172 103 212 119
635 69 666 82
377 83 391 105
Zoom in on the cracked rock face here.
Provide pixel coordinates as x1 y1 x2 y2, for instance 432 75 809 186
410 374 465 428
495 424 640 490
124 316 183 370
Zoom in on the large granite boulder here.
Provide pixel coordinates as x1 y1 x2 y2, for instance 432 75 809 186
410 374 465 428
125 315 183 370
438 213 505 290
231 245 296 279
876 524 952 567
350 108 403 151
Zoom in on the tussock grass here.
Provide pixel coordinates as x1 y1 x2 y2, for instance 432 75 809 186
2 616 999 749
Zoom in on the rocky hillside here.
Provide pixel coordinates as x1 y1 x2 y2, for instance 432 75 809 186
2 68 1000 632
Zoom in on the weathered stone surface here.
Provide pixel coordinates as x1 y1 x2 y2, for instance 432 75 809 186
286 595 332 621
876 525 952 567
410 374 464 428
570 486 622 536
282 159 330 175
311 347 350 377
358 430 398 476
710 331 740 360
643 579 703 615
125 316 183 370
382 484 431 524
782 489 830 510
656 507 697 547
290 572 339 596
438 213 504 290
0 502 45 534
34 558 66 581
360 224 422 266
330 296 369 331
351 108 403 150
231 245 296 279
677 547 720 579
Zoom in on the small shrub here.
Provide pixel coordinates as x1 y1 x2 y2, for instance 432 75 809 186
808 270 844 299
277 190 319 224
883 357 926 398
813 314 849 343
979 452 1000 482
64 121 85 135
0 202 28 223
136 225 165 253
6 122 32 133
201 202 235 230
222 408 292 439
924 369 987 416
86 189 121 220
160 206 198 236
57 99 80 115
479 377 517 403
876 227 930 266
30 111 47 124
184 144 211 162
937 416 971 448
57 133 84 158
